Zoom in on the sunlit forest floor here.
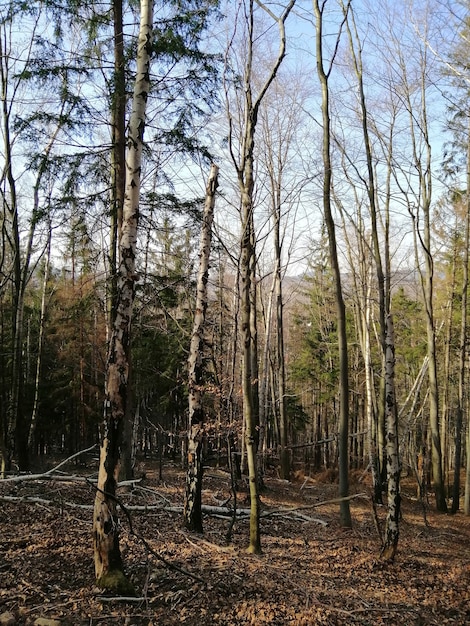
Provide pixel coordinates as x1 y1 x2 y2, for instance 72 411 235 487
1 458 469 625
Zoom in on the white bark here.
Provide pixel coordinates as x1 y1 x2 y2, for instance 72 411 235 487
184 164 218 532
381 313 400 561
93 0 153 587
28 221 53 450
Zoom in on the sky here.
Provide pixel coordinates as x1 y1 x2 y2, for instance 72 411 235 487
3 0 468 284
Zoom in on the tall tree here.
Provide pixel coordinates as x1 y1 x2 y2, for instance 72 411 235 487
341 0 390 503
225 0 295 553
393 25 447 512
381 313 400 561
257 71 309 480
109 0 134 480
184 163 218 533
0 1 84 471
313 0 352 528
93 0 153 592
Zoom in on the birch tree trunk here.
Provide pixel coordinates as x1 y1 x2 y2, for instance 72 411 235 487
184 163 218 533
93 0 153 591
363 256 381 500
27 219 52 450
381 313 401 561
110 0 135 482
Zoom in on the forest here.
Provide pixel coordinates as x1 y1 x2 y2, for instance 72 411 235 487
1 0 470 624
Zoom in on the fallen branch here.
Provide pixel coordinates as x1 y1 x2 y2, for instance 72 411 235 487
0 445 98 484
266 510 328 526
0 495 92 509
266 492 369 515
0 495 329 527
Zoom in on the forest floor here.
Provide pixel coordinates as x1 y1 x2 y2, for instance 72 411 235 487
0 457 469 626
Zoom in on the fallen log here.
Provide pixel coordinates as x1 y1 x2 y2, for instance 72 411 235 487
0 494 328 525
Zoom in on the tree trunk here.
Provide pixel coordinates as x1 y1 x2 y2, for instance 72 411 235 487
240 162 262 553
184 163 218 533
276 261 289 480
314 0 352 528
93 0 153 591
405 37 447 513
28 220 52 451
364 259 381 502
458 130 470 514
424 254 447 512
110 0 135 482
226 0 295 553
381 313 401 561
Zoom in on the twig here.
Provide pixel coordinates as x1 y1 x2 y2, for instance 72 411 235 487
96 596 145 603
225 439 238 543
265 511 328 526
370 492 384 547
179 531 235 553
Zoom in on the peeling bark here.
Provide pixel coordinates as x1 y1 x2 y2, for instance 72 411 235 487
93 0 153 588
381 313 400 562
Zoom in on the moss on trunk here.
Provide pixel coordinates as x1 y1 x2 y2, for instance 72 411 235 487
96 569 136 596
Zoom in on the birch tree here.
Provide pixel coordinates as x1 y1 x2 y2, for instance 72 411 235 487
93 0 153 591
184 163 218 533
381 313 400 560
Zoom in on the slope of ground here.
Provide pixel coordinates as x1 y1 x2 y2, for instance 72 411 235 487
0 461 469 625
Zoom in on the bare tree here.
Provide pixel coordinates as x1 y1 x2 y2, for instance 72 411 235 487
225 0 295 553
313 0 352 528
390 22 447 513
337 1 402 548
